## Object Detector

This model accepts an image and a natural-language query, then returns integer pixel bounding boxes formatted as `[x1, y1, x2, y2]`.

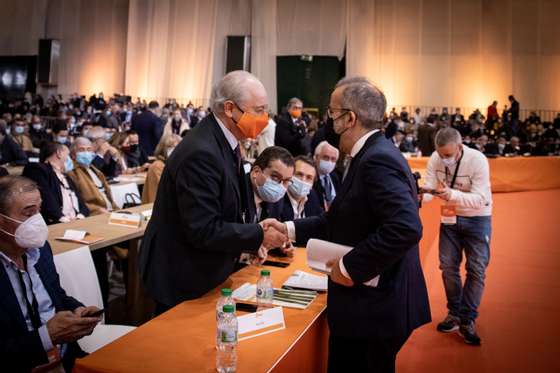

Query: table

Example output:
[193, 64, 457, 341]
[49, 203, 152, 255]
[112, 172, 147, 187]
[73, 248, 329, 373]
[407, 156, 560, 193]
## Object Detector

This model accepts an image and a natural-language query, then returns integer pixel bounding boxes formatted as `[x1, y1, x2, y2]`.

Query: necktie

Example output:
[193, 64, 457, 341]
[323, 175, 333, 203]
[233, 145, 242, 175]
[342, 155, 353, 182]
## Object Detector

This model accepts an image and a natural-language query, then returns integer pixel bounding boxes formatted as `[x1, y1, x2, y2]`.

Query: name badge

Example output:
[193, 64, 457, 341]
[441, 205, 457, 225]
[237, 306, 286, 341]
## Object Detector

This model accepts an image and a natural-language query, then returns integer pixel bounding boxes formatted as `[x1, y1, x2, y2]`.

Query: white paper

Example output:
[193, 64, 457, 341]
[283, 270, 328, 291]
[232, 282, 254, 301]
[237, 306, 285, 341]
[306, 238, 380, 287]
[62, 229, 87, 241]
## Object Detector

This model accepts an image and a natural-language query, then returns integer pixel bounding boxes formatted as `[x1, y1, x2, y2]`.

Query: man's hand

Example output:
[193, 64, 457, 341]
[259, 220, 289, 249]
[435, 181, 452, 201]
[326, 259, 354, 287]
[260, 218, 288, 236]
[280, 241, 295, 257]
[73, 306, 102, 318]
[47, 311, 100, 345]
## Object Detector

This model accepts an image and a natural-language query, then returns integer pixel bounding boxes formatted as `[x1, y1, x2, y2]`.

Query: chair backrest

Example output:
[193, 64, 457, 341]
[110, 182, 141, 208]
[53, 246, 104, 322]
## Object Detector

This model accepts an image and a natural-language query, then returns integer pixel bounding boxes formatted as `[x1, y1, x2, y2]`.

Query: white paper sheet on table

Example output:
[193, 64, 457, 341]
[283, 270, 328, 291]
[306, 238, 380, 287]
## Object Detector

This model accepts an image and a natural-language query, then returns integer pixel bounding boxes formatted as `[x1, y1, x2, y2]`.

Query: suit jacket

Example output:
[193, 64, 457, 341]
[67, 164, 118, 215]
[131, 111, 164, 156]
[245, 188, 284, 224]
[293, 132, 430, 339]
[280, 190, 323, 221]
[92, 154, 119, 179]
[138, 114, 263, 306]
[274, 112, 306, 156]
[313, 171, 341, 211]
[22, 163, 89, 224]
[0, 135, 28, 166]
[0, 242, 83, 372]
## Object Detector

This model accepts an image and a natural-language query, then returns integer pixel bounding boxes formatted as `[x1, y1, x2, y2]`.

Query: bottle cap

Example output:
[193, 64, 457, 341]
[221, 288, 232, 296]
[260, 269, 270, 276]
[223, 304, 235, 313]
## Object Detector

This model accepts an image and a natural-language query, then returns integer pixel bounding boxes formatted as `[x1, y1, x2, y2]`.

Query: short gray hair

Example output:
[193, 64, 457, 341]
[314, 140, 339, 158]
[0, 176, 38, 215]
[287, 97, 302, 109]
[71, 136, 92, 153]
[335, 76, 386, 130]
[435, 127, 462, 147]
[210, 70, 265, 114]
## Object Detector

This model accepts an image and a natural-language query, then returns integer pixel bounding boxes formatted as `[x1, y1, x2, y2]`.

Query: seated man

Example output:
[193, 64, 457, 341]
[312, 140, 341, 211]
[29, 115, 50, 149]
[11, 120, 35, 154]
[120, 130, 149, 170]
[22, 142, 89, 224]
[50, 121, 70, 147]
[67, 137, 118, 215]
[0, 175, 101, 372]
[87, 125, 121, 178]
[0, 122, 28, 166]
[246, 146, 294, 224]
[281, 155, 323, 221]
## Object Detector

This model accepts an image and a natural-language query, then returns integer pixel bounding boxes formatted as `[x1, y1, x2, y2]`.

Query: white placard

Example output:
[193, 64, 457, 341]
[108, 212, 141, 228]
[283, 270, 328, 292]
[62, 229, 87, 241]
[237, 307, 285, 341]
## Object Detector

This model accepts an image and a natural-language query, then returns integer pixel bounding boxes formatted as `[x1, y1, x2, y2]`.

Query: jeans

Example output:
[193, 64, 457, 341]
[439, 215, 491, 322]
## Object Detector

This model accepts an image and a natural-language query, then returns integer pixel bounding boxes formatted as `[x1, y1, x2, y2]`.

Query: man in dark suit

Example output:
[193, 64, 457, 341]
[265, 77, 430, 373]
[131, 100, 164, 156]
[0, 175, 101, 372]
[246, 146, 294, 224]
[281, 155, 323, 221]
[508, 95, 520, 134]
[22, 142, 89, 224]
[0, 126, 28, 166]
[138, 71, 289, 313]
[274, 97, 307, 157]
[313, 141, 341, 211]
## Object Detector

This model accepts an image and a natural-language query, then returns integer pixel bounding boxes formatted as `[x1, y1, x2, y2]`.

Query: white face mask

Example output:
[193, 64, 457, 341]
[441, 157, 457, 168]
[318, 159, 336, 175]
[0, 213, 48, 249]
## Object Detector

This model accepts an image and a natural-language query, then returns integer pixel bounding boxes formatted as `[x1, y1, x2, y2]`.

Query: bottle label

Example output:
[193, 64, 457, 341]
[220, 329, 237, 343]
[257, 287, 273, 300]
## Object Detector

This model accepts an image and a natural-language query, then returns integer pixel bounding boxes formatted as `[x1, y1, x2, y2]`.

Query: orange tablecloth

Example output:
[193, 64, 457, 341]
[407, 156, 560, 193]
[73, 249, 328, 373]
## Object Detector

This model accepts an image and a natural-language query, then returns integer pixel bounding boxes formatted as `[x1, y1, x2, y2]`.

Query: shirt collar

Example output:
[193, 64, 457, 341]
[0, 248, 41, 269]
[215, 114, 239, 151]
[349, 129, 380, 158]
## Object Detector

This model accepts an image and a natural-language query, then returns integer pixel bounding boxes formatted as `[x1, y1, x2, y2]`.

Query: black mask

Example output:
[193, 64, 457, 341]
[324, 117, 340, 150]
[129, 144, 139, 153]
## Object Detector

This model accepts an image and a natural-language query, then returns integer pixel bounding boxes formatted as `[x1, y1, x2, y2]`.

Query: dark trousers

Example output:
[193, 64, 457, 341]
[327, 332, 411, 373]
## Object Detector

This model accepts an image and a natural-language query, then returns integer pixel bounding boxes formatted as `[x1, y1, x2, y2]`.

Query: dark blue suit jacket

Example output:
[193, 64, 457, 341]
[279, 189, 323, 221]
[312, 171, 341, 211]
[294, 132, 431, 339]
[130, 110, 164, 156]
[0, 242, 83, 371]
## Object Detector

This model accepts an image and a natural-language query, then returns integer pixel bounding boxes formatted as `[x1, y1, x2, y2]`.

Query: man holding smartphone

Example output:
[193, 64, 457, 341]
[422, 127, 492, 345]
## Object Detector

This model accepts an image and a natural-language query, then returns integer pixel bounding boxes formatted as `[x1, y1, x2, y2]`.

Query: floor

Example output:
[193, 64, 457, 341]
[397, 189, 560, 373]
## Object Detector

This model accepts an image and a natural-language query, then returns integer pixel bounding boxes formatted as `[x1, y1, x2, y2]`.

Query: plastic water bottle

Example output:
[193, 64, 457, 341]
[256, 269, 274, 310]
[216, 288, 235, 345]
[216, 304, 237, 373]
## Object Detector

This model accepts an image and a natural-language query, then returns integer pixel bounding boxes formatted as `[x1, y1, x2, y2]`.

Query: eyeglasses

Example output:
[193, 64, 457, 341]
[327, 106, 352, 120]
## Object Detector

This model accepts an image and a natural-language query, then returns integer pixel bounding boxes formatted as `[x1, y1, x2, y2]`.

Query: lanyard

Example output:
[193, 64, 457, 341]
[15, 255, 42, 330]
[445, 150, 464, 189]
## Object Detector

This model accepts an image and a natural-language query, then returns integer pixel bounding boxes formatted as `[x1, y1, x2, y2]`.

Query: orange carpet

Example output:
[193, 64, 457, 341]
[397, 189, 560, 372]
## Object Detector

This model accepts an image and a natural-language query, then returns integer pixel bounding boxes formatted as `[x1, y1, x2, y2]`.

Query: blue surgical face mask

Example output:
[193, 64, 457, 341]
[318, 160, 335, 175]
[288, 176, 313, 199]
[56, 136, 67, 144]
[257, 176, 286, 203]
[76, 151, 95, 167]
[32, 124, 42, 131]
[14, 126, 25, 134]
[64, 157, 74, 172]
[104, 132, 113, 141]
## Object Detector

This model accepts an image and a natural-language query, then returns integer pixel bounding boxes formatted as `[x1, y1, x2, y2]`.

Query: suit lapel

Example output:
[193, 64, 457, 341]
[331, 131, 383, 209]
[0, 261, 28, 330]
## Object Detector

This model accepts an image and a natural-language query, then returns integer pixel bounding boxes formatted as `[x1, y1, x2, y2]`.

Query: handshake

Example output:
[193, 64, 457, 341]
[253, 219, 294, 264]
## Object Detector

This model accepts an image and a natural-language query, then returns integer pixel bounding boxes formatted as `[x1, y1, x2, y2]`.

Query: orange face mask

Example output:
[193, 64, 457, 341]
[232, 103, 269, 139]
[289, 108, 302, 119]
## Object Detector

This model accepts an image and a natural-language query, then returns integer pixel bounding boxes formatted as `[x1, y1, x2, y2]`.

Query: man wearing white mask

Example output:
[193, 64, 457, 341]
[247, 146, 294, 224]
[281, 155, 323, 221]
[0, 176, 101, 372]
[313, 141, 341, 211]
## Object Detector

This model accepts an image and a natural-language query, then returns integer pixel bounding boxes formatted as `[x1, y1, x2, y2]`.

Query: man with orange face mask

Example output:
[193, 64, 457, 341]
[275, 97, 307, 157]
[138, 71, 291, 314]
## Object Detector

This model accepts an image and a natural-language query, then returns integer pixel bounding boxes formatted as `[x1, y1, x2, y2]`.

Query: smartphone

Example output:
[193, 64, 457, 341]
[85, 308, 105, 318]
[236, 303, 258, 313]
[263, 260, 290, 268]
